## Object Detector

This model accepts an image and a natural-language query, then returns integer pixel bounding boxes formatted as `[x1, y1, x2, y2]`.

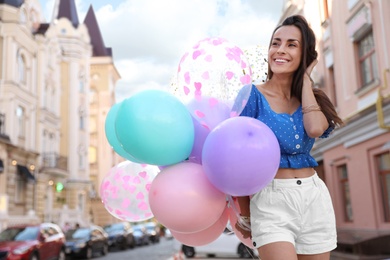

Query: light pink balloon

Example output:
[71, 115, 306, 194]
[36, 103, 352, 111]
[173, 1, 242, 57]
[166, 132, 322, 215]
[171, 205, 229, 246]
[100, 161, 159, 222]
[148, 162, 226, 233]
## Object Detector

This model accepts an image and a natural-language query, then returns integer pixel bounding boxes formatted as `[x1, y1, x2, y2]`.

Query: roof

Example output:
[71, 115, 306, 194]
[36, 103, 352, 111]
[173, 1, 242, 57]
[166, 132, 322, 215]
[57, 0, 79, 28]
[0, 0, 23, 7]
[34, 23, 50, 35]
[83, 5, 112, 57]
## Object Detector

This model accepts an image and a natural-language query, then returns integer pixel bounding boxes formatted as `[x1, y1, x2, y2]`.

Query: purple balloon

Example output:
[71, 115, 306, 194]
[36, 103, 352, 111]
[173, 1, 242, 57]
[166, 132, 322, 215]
[202, 116, 280, 196]
[188, 116, 210, 164]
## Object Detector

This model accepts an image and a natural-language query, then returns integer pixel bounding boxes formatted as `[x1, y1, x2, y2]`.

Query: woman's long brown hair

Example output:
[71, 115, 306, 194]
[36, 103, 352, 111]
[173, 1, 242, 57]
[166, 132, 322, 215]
[267, 15, 343, 128]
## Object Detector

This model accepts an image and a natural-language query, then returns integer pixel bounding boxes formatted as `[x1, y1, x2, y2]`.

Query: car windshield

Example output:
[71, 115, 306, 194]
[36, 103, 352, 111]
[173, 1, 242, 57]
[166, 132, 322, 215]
[132, 225, 143, 231]
[104, 223, 123, 232]
[145, 225, 155, 231]
[0, 227, 39, 241]
[66, 228, 90, 239]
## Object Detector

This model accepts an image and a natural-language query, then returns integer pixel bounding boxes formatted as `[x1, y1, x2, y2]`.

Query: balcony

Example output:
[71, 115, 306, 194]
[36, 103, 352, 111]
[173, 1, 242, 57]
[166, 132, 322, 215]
[40, 152, 68, 177]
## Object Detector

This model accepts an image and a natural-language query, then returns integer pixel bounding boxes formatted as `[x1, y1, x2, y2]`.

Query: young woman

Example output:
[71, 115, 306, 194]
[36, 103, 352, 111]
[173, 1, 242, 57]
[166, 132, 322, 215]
[236, 15, 343, 260]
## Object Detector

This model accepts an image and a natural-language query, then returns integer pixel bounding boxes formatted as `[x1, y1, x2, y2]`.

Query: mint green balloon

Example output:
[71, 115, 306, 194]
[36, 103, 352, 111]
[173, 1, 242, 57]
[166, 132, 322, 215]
[115, 90, 194, 166]
[104, 102, 143, 163]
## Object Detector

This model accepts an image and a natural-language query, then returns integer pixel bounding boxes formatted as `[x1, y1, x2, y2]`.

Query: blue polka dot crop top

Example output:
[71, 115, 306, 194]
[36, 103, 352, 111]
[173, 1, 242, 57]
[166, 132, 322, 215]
[239, 85, 333, 169]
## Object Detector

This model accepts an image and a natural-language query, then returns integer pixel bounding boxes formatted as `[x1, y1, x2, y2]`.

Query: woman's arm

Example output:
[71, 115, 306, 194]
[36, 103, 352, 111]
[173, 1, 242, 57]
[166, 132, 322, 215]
[237, 196, 250, 216]
[235, 196, 252, 238]
[301, 60, 329, 138]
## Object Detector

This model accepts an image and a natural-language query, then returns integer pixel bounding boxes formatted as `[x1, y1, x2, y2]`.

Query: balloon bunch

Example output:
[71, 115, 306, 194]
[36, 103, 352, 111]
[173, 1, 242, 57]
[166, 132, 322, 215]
[101, 37, 279, 247]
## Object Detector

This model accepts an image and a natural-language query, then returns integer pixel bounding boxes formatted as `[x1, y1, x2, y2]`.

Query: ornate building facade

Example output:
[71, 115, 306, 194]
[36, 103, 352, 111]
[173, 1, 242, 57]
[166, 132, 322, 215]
[0, 0, 119, 230]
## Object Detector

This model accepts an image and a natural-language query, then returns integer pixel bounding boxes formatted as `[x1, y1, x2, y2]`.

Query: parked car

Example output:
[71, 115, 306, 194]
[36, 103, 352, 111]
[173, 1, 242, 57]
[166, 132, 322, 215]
[103, 222, 135, 250]
[0, 222, 66, 260]
[64, 225, 108, 259]
[143, 222, 160, 243]
[131, 224, 149, 246]
[176, 228, 257, 259]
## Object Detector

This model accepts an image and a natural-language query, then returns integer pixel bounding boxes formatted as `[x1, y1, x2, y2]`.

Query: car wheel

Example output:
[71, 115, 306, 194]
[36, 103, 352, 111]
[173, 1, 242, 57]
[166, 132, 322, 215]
[85, 247, 93, 259]
[182, 245, 195, 258]
[238, 243, 254, 258]
[120, 240, 128, 250]
[129, 237, 135, 249]
[102, 244, 109, 255]
[29, 253, 39, 260]
[57, 249, 66, 260]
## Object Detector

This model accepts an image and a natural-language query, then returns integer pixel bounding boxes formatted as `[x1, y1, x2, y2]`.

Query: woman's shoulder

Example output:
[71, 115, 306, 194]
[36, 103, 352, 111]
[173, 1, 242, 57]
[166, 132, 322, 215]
[253, 83, 269, 98]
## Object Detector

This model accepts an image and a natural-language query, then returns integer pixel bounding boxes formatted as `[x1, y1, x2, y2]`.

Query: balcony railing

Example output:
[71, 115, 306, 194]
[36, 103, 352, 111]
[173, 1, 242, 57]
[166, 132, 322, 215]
[41, 153, 68, 171]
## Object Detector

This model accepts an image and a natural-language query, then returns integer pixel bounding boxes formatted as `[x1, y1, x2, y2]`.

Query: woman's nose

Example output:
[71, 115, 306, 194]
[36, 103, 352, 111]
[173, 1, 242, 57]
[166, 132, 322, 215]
[277, 44, 286, 54]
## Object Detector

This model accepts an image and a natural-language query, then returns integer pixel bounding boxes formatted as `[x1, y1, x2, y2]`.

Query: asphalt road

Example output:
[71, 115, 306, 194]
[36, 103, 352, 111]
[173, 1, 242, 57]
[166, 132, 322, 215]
[69, 237, 258, 260]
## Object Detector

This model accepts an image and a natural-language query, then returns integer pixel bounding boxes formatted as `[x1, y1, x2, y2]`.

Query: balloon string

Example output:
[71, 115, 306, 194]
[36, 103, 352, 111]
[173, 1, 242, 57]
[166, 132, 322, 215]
[227, 195, 241, 219]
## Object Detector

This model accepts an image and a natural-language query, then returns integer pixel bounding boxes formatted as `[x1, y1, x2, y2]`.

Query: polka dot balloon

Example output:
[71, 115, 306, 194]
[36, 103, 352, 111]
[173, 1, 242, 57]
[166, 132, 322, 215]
[174, 37, 253, 123]
[100, 161, 159, 222]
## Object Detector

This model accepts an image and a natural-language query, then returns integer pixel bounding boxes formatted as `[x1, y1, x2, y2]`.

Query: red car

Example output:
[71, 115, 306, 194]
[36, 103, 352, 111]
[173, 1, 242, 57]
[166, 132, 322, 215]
[0, 222, 66, 260]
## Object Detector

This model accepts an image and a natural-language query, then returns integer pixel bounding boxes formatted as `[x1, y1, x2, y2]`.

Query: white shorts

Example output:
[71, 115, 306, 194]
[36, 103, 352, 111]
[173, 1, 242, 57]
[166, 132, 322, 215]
[250, 172, 337, 255]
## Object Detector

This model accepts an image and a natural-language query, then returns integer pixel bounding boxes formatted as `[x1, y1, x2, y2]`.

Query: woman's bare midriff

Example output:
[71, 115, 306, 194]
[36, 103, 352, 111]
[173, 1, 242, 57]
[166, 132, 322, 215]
[275, 168, 315, 179]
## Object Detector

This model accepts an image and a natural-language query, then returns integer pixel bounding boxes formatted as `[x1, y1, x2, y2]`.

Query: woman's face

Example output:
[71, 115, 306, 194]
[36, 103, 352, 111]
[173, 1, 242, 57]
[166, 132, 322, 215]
[268, 25, 302, 77]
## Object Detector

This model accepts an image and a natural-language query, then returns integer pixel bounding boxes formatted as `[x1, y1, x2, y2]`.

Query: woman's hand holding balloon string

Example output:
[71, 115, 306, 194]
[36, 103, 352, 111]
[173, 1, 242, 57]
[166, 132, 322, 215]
[235, 217, 252, 239]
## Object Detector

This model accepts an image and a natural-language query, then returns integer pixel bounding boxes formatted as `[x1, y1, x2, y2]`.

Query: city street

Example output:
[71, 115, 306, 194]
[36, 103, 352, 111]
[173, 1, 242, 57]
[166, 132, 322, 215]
[70, 237, 257, 260]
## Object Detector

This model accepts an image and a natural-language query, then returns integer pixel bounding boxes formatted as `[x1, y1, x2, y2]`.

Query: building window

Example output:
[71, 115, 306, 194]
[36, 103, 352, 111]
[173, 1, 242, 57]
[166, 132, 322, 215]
[90, 116, 97, 133]
[79, 81, 84, 93]
[89, 146, 97, 164]
[15, 174, 26, 203]
[338, 164, 353, 222]
[348, 0, 359, 9]
[79, 115, 84, 130]
[17, 53, 26, 83]
[321, 0, 329, 21]
[16, 106, 25, 138]
[0, 113, 5, 135]
[89, 88, 97, 104]
[377, 152, 390, 222]
[78, 193, 85, 211]
[357, 31, 378, 88]
[78, 145, 86, 170]
[79, 108, 85, 130]
[328, 66, 338, 108]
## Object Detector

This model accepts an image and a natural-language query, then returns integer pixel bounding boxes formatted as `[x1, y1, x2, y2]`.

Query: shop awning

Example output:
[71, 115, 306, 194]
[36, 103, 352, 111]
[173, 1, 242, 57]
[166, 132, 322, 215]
[17, 165, 35, 181]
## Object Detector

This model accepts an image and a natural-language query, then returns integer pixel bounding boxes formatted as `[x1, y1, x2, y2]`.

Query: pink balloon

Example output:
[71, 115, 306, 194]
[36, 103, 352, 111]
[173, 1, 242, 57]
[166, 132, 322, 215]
[202, 116, 280, 196]
[227, 197, 254, 249]
[171, 205, 229, 246]
[148, 162, 226, 233]
[100, 161, 159, 222]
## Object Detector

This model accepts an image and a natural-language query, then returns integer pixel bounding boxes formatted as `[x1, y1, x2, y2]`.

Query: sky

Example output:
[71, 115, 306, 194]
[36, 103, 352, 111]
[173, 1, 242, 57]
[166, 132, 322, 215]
[38, 0, 284, 102]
